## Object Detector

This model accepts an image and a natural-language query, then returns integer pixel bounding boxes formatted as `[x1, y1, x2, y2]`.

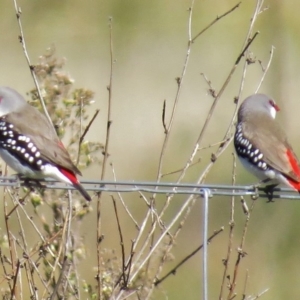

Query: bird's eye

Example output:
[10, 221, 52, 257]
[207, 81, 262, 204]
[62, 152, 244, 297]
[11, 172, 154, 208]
[269, 99, 280, 111]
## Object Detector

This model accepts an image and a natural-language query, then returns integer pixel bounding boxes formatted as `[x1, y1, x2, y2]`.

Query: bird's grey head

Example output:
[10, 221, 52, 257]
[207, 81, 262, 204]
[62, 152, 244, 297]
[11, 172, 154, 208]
[238, 94, 280, 122]
[0, 87, 27, 117]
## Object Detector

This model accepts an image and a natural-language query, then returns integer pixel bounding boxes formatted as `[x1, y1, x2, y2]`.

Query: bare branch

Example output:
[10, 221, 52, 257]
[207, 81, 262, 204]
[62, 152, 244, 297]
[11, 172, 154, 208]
[255, 46, 275, 93]
[154, 227, 224, 286]
[192, 2, 241, 43]
[12, 0, 54, 129]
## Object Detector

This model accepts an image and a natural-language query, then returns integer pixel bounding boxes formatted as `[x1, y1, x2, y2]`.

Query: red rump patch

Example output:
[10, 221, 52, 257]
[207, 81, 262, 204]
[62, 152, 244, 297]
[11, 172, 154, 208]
[286, 149, 300, 190]
[58, 167, 79, 185]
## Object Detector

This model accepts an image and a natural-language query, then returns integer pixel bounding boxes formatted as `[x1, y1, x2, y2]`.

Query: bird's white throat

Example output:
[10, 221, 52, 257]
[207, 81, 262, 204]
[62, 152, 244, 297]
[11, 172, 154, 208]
[270, 106, 276, 119]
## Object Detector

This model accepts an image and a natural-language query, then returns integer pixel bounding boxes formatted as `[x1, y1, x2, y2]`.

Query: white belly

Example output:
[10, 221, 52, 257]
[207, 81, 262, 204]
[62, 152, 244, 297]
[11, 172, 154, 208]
[0, 148, 38, 177]
[238, 156, 293, 188]
[0, 149, 72, 185]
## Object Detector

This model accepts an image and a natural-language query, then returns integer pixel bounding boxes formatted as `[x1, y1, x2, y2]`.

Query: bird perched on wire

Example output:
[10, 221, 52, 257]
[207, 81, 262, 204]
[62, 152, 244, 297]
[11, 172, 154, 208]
[0, 86, 91, 201]
[234, 93, 300, 199]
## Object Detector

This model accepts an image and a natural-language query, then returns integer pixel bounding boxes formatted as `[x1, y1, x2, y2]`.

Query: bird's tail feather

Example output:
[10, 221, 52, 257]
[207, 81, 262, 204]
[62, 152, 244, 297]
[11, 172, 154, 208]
[73, 182, 92, 201]
[58, 167, 91, 201]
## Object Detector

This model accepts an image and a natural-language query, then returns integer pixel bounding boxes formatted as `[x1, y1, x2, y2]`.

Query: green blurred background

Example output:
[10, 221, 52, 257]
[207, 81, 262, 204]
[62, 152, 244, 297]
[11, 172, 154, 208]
[1, 0, 300, 299]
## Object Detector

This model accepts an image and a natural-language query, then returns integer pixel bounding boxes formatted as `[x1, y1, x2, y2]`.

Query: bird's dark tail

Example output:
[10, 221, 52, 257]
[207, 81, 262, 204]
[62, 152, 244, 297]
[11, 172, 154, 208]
[73, 182, 92, 201]
[58, 167, 91, 201]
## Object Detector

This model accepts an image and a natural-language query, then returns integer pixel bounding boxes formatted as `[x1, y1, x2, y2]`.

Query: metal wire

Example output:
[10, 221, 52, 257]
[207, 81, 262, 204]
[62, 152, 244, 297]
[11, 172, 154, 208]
[202, 189, 210, 300]
[0, 176, 299, 200]
[2, 175, 294, 298]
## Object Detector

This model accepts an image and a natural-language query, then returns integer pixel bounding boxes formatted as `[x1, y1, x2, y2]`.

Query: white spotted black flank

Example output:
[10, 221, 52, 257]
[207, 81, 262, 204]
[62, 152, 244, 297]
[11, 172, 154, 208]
[234, 123, 269, 171]
[0, 119, 45, 171]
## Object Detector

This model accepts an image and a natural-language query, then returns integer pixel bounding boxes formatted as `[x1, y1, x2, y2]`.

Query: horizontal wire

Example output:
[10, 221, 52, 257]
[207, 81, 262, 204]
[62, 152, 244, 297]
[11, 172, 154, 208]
[0, 176, 299, 200]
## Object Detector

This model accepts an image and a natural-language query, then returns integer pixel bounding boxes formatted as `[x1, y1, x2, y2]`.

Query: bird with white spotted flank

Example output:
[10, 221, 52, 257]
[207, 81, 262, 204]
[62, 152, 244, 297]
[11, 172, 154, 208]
[0, 86, 91, 201]
[234, 94, 300, 196]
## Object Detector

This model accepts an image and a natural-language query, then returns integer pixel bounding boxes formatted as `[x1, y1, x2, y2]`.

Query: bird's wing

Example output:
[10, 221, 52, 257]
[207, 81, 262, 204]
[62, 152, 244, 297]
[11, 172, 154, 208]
[4, 105, 82, 175]
[242, 120, 300, 182]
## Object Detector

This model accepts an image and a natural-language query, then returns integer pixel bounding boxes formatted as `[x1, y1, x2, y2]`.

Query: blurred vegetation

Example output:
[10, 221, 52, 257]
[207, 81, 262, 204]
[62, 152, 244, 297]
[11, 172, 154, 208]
[0, 0, 299, 299]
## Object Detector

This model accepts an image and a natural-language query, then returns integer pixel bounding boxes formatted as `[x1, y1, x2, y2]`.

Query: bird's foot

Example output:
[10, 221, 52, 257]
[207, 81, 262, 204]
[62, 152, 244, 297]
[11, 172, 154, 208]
[251, 179, 275, 201]
[19, 176, 47, 189]
[263, 184, 278, 202]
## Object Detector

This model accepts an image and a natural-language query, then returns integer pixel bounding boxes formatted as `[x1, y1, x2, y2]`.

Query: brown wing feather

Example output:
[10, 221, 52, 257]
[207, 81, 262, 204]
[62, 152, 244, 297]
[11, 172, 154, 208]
[5, 104, 82, 175]
[242, 117, 300, 182]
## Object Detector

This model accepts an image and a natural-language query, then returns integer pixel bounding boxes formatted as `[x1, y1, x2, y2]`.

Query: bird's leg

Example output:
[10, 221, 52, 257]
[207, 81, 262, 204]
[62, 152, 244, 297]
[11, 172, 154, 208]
[256, 178, 278, 202]
[260, 178, 272, 184]
[252, 178, 271, 189]
[18, 175, 47, 189]
[252, 178, 274, 200]
[263, 184, 278, 202]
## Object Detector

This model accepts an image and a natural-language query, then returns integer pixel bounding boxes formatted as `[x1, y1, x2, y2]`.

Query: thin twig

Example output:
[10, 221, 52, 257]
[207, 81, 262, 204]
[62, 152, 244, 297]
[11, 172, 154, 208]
[6, 191, 30, 219]
[162, 100, 168, 134]
[0, 248, 11, 288]
[97, 16, 114, 299]
[9, 189, 58, 259]
[227, 200, 256, 299]
[255, 46, 275, 93]
[154, 227, 224, 286]
[242, 269, 249, 300]
[12, 0, 54, 129]
[219, 153, 237, 299]
[111, 163, 139, 228]
[155, 4, 194, 183]
[161, 158, 201, 177]
[192, 2, 241, 43]
[11, 234, 51, 292]
[112, 196, 127, 288]
[49, 256, 69, 300]
[14, 198, 31, 298]
[125, 241, 135, 286]
[10, 259, 21, 298]
[76, 109, 100, 164]
[3, 188, 15, 292]
[42, 192, 74, 299]
[249, 288, 269, 300]
[100, 17, 114, 182]
[65, 192, 73, 252]
[201, 73, 217, 98]
[235, 32, 259, 65]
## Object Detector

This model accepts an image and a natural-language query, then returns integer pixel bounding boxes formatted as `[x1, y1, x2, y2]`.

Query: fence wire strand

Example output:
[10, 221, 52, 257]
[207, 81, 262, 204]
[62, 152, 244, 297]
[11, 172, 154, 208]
[0, 176, 299, 200]
[202, 189, 210, 300]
